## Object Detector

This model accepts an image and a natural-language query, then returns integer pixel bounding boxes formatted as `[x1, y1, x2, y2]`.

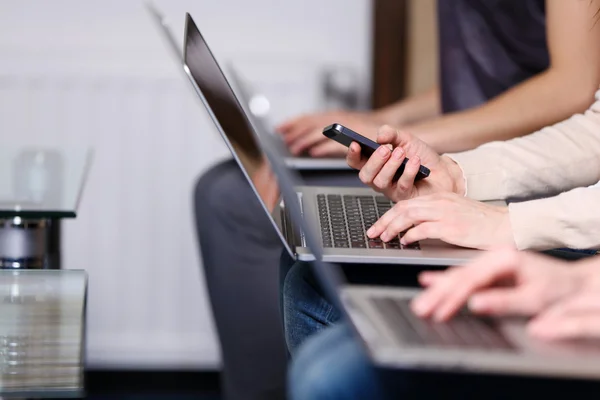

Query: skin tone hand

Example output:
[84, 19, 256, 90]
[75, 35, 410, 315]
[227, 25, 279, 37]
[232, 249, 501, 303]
[366, 192, 514, 250]
[346, 125, 465, 202]
[529, 291, 600, 341]
[411, 248, 588, 322]
[276, 110, 382, 157]
[529, 262, 600, 341]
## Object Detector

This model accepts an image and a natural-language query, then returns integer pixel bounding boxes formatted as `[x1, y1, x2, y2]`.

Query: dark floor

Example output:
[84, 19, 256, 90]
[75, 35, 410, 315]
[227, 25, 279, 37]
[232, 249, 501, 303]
[63, 370, 221, 400]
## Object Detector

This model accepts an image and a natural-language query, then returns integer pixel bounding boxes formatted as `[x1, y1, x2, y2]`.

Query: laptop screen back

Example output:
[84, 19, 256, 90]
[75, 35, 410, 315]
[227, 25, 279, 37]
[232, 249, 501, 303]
[182, 13, 286, 245]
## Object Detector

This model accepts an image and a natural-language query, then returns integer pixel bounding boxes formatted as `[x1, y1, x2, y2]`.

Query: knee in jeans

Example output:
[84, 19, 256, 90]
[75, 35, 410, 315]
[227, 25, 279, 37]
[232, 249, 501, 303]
[283, 262, 315, 315]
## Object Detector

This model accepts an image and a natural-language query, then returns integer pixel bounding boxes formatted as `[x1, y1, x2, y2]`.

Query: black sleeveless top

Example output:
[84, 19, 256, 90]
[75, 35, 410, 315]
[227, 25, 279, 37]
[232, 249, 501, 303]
[438, 0, 549, 113]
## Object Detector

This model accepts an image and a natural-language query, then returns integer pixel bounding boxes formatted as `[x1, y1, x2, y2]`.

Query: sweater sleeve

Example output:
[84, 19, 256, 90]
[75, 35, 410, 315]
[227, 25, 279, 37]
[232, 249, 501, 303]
[446, 93, 600, 201]
[508, 187, 600, 250]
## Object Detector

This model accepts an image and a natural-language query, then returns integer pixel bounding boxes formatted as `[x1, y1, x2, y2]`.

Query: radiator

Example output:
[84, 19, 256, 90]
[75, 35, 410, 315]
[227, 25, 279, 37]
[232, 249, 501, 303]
[0, 71, 230, 368]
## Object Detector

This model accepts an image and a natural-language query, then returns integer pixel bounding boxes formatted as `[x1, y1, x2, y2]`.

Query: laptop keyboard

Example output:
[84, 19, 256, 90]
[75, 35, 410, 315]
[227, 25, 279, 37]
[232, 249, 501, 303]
[371, 297, 516, 350]
[317, 194, 420, 250]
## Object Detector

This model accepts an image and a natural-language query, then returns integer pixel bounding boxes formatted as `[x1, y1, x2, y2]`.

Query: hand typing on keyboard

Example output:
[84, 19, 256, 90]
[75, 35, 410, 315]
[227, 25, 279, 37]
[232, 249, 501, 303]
[409, 248, 600, 343]
[346, 125, 464, 202]
[365, 192, 514, 250]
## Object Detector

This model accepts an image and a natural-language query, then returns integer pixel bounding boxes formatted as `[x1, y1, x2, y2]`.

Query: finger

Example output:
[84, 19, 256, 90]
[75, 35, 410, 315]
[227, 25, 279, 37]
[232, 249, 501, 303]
[380, 216, 422, 243]
[276, 115, 308, 134]
[366, 202, 406, 238]
[288, 131, 327, 155]
[468, 288, 540, 317]
[371, 147, 406, 192]
[528, 312, 600, 341]
[395, 155, 420, 196]
[346, 142, 366, 170]
[309, 140, 346, 158]
[411, 248, 521, 320]
[282, 123, 316, 144]
[376, 125, 400, 145]
[381, 204, 440, 243]
[539, 292, 600, 319]
[376, 125, 413, 147]
[357, 146, 392, 186]
[418, 271, 445, 287]
[400, 221, 439, 245]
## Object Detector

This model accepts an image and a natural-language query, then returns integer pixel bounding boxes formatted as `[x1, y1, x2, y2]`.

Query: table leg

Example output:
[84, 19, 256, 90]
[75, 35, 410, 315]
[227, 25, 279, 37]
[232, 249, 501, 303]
[0, 218, 53, 269]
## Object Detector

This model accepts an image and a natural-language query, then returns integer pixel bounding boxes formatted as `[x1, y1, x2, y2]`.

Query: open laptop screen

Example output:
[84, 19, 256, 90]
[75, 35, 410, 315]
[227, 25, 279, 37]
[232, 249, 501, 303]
[183, 14, 280, 212]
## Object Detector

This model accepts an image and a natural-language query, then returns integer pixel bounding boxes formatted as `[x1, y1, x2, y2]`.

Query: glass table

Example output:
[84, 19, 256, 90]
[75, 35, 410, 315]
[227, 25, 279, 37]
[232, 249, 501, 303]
[0, 269, 86, 398]
[0, 147, 92, 269]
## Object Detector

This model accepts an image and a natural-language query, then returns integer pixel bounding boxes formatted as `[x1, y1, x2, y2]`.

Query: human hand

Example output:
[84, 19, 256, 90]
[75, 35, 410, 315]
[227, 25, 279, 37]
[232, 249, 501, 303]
[366, 192, 514, 250]
[528, 258, 600, 341]
[346, 125, 464, 202]
[411, 248, 586, 322]
[528, 291, 600, 341]
[276, 111, 381, 157]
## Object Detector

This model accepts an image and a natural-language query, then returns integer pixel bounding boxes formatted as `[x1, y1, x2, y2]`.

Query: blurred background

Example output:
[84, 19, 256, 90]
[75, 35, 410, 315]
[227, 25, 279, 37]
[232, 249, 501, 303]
[0, 0, 437, 395]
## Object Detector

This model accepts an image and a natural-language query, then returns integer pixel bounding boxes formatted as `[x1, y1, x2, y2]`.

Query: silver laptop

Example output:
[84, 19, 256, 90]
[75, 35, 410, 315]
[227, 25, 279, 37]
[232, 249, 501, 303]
[250, 97, 600, 381]
[148, 2, 347, 171]
[182, 13, 492, 266]
[226, 66, 350, 170]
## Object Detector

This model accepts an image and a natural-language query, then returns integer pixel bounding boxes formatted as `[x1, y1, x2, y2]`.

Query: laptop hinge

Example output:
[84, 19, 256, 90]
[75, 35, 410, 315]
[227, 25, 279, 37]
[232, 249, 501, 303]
[280, 194, 307, 249]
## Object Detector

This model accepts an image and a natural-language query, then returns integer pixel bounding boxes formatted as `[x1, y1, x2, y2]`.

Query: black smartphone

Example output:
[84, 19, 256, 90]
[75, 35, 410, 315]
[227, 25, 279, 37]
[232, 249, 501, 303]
[322, 123, 430, 181]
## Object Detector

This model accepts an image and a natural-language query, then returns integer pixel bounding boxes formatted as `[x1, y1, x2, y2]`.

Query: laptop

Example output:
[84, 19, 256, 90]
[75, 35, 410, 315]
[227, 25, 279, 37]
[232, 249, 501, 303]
[226, 65, 350, 170]
[181, 12, 493, 266]
[251, 105, 600, 380]
[147, 2, 350, 170]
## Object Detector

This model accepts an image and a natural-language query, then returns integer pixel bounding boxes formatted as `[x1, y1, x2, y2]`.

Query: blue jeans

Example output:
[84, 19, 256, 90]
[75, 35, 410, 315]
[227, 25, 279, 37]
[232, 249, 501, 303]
[280, 255, 342, 355]
[289, 324, 403, 400]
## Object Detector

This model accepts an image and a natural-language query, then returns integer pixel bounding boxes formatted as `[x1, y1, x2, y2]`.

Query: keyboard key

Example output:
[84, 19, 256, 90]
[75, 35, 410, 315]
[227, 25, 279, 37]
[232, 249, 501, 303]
[371, 297, 517, 350]
[317, 194, 420, 251]
[368, 239, 384, 249]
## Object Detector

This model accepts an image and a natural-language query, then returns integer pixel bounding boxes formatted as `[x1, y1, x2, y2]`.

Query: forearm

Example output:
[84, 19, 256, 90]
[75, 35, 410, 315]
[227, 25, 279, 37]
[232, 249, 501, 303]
[373, 87, 441, 126]
[411, 69, 598, 153]
[509, 188, 600, 251]
[446, 96, 600, 201]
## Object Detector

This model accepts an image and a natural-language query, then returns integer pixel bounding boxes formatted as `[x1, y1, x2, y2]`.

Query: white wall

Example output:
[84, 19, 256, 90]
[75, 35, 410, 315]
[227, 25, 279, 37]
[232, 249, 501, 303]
[0, 0, 371, 369]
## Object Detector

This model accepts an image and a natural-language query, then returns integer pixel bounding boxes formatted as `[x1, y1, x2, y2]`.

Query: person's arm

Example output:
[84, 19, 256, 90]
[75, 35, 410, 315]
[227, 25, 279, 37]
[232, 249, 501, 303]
[509, 187, 600, 250]
[447, 97, 600, 201]
[373, 86, 441, 126]
[410, 0, 600, 153]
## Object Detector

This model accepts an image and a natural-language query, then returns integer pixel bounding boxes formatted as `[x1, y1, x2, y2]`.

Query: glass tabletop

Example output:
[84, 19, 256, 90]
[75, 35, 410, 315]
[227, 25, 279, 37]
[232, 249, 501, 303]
[0, 147, 92, 218]
[0, 269, 87, 398]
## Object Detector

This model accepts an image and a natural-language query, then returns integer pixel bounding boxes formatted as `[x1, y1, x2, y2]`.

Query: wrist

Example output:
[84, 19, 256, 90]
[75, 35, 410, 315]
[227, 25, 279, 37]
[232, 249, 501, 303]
[575, 258, 600, 282]
[441, 155, 466, 196]
[372, 107, 407, 126]
[497, 207, 517, 249]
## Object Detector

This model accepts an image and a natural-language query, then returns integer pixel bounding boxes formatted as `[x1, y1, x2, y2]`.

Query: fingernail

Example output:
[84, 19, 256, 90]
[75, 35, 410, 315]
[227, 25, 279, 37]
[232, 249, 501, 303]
[412, 156, 420, 164]
[380, 232, 388, 241]
[392, 147, 403, 160]
[400, 238, 407, 245]
[412, 299, 427, 316]
[468, 296, 484, 312]
[378, 146, 390, 157]
[366, 228, 374, 237]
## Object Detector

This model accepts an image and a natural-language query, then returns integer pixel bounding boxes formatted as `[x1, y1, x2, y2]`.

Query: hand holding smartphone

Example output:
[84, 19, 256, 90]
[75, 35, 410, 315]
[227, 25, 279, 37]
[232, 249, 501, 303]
[322, 123, 430, 181]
